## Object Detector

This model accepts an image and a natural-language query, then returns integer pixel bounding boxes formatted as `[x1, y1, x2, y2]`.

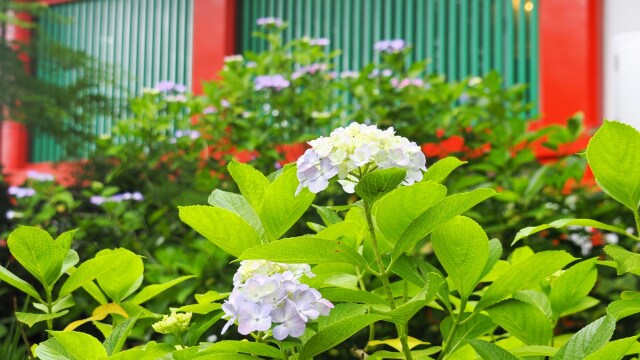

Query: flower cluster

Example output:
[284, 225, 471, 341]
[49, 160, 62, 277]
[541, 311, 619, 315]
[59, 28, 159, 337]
[292, 63, 328, 79]
[221, 260, 333, 340]
[90, 192, 144, 205]
[8, 186, 36, 198]
[391, 77, 425, 89]
[224, 55, 243, 63]
[155, 80, 187, 93]
[368, 69, 393, 78]
[296, 122, 427, 194]
[172, 129, 201, 142]
[302, 37, 330, 46]
[256, 17, 284, 27]
[152, 310, 192, 335]
[26, 170, 55, 182]
[374, 39, 406, 53]
[254, 75, 290, 91]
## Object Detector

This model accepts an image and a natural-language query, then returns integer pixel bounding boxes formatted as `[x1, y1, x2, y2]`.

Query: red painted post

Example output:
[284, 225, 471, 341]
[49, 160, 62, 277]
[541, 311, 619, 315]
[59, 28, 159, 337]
[192, 0, 237, 95]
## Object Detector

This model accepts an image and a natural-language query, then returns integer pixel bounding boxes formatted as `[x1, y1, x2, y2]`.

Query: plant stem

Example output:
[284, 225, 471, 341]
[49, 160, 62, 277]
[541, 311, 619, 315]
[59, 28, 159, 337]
[634, 209, 640, 239]
[45, 287, 53, 335]
[364, 201, 413, 360]
[437, 298, 467, 360]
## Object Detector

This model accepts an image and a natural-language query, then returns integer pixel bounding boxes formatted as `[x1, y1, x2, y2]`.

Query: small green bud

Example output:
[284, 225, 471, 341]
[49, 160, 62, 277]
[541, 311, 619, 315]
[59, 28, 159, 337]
[152, 310, 192, 335]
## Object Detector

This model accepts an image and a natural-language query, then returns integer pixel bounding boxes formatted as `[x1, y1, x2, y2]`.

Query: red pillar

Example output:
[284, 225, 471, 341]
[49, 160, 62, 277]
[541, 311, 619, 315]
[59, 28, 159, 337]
[192, 0, 237, 95]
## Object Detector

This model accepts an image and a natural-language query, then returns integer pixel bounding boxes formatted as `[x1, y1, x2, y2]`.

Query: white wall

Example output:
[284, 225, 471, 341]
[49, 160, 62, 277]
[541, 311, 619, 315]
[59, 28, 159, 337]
[603, 0, 640, 128]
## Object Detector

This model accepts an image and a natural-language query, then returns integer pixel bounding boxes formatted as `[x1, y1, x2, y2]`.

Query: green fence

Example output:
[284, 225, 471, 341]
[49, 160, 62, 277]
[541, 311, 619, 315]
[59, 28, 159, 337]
[238, 0, 539, 107]
[32, 0, 194, 162]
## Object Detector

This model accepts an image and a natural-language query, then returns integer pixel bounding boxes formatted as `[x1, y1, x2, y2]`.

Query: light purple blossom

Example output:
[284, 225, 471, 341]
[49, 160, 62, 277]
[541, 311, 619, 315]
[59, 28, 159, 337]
[173, 129, 201, 141]
[296, 149, 339, 195]
[256, 17, 283, 27]
[8, 186, 36, 198]
[6, 210, 18, 220]
[90, 196, 106, 205]
[254, 75, 290, 91]
[90, 192, 144, 205]
[174, 84, 188, 93]
[369, 69, 393, 78]
[292, 63, 328, 80]
[340, 70, 359, 79]
[391, 78, 425, 89]
[308, 38, 330, 46]
[221, 99, 231, 108]
[165, 94, 188, 103]
[374, 39, 407, 53]
[26, 170, 54, 182]
[203, 106, 217, 114]
[155, 80, 175, 92]
[272, 300, 306, 340]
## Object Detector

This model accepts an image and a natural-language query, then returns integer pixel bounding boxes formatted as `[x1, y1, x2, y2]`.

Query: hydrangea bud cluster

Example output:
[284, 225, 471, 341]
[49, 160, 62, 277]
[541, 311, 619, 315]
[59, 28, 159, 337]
[8, 186, 36, 198]
[221, 260, 333, 340]
[152, 310, 192, 335]
[254, 75, 291, 91]
[374, 39, 407, 53]
[90, 191, 144, 205]
[292, 63, 328, 79]
[296, 122, 427, 194]
[26, 170, 55, 182]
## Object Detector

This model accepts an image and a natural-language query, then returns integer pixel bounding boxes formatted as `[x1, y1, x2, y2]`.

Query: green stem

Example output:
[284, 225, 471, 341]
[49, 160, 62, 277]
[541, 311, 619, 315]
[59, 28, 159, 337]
[437, 298, 467, 360]
[45, 287, 53, 335]
[364, 201, 413, 360]
[634, 210, 640, 239]
[174, 332, 186, 348]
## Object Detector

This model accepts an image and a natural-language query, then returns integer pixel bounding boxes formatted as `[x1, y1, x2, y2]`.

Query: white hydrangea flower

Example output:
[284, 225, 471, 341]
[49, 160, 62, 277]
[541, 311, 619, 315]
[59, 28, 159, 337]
[296, 122, 427, 195]
[221, 260, 332, 340]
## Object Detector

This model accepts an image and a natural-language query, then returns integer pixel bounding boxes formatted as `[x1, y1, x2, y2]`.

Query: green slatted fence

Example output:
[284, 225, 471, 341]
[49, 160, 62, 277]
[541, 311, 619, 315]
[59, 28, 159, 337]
[32, 0, 194, 162]
[238, 0, 539, 111]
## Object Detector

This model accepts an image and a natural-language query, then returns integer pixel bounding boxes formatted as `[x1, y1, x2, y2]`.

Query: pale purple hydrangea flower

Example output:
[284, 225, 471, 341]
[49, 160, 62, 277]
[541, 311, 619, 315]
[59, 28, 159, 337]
[256, 17, 283, 27]
[254, 75, 290, 91]
[308, 38, 330, 46]
[340, 70, 359, 79]
[91, 192, 144, 205]
[26, 170, 54, 182]
[173, 130, 201, 142]
[6, 210, 18, 220]
[165, 94, 188, 103]
[8, 186, 36, 198]
[292, 63, 328, 79]
[374, 39, 407, 53]
[368, 69, 393, 78]
[155, 80, 175, 92]
[221, 260, 332, 340]
[203, 106, 217, 114]
[391, 78, 425, 89]
[221, 99, 231, 108]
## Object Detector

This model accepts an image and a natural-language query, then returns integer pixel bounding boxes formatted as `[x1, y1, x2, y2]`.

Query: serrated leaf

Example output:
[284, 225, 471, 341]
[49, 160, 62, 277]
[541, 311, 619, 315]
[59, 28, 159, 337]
[513, 290, 553, 320]
[476, 251, 576, 311]
[259, 166, 315, 241]
[179, 205, 261, 257]
[94, 248, 143, 303]
[104, 314, 139, 355]
[513, 219, 638, 244]
[208, 189, 266, 240]
[607, 299, 640, 320]
[604, 244, 640, 275]
[187, 311, 223, 345]
[48, 331, 107, 360]
[487, 299, 553, 345]
[8, 226, 66, 289]
[228, 161, 270, 211]
[128, 275, 195, 305]
[320, 288, 387, 305]
[392, 188, 496, 260]
[0, 265, 43, 302]
[15, 311, 68, 328]
[467, 339, 520, 360]
[368, 347, 441, 360]
[355, 168, 407, 203]
[432, 216, 489, 300]
[583, 335, 640, 360]
[553, 315, 617, 360]
[550, 258, 597, 319]
[440, 313, 497, 355]
[586, 120, 640, 211]
[510, 345, 558, 357]
[422, 156, 467, 183]
[174, 303, 221, 314]
[479, 239, 503, 281]
[238, 236, 369, 269]
[299, 314, 388, 360]
[35, 338, 72, 360]
[373, 181, 447, 244]
[376, 273, 444, 324]
[368, 336, 430, 352]
[194, 341, 282, 358]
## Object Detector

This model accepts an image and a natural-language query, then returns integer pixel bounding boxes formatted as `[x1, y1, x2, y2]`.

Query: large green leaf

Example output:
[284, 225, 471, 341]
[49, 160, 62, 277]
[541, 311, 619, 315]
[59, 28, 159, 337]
[440, 313, 497, 355]
[48, 331, 107, 360]
[187, 311, 223, 345]
[553, 315, 617, 360]
[604, 244, 640, 275]
[0, 265, 43, 302]
[299, 314, 388, 360]
[392, 188, 496, 260]
[15, 311, 68, 328]
[193, 341, 282, 358]
[373, 181, 447, 244]
[487, 299, 553, 345]
[355, 168, 407, 203]
[583, 335, 640, 360]
[321, 288, 387, 305]
[238, 236, 368, 270]
[607, 300, 640, 320]
[479, 238, 503, 281]
[128, 275, 195, 305]
[228, 161, 270, 211]
[513, 290, 553, 320]
[422, 156, 467, 184]
[94, 248, 143, 303]
[179, 205, 261, 257]
[586, 120, 640, 211]
[432, 216, 489, 300]
[550, 259, 597, 319]
[35, 338, 73, 360]
[513, 219, 638, 244]
[467, 339, 520, 360]
[476, 251, 576, 311]
[375, 273, 444, 324]
[259, 166, 315, 241]
[208, 189, 266, 240]
[104, 314, 139, 355]
[7, 226, 66, 289]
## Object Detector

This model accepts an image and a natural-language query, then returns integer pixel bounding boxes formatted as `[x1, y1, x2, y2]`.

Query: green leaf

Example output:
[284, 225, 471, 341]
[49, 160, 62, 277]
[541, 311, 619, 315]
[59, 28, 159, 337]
[476, 251, 576, 311]
[107, 344, 173, 360]
[373, 181, 447, 244]
[7, 226, 66, 289]
[550, 259, 598, 319]
[607, 300, 640, 320]
[15, 311, 68, 328]
[369, 348, 442, 360]
[513, 219, 638, 244]
[103, 314, 139, 355]
[187, 311, 223, 345]
[392, 188, 495, 260]
[321, 288, 388, 305]
[228, 161, 270, 211]
[513, 290, 553, 320]
[510, 345, 558, 357]
[423, 156, 467, 183]
[605, 244, 640, 275]
[299, 314, 388, 360]
[355, 168, 407, 203]
[174, 303, 221, 314]
[583, 335, 640, 360]
[238, 236, 369, 269]
[487, 299, 553, 345]
[179, 205, 261, 257]
[0, 265, 43, 302]
[35, 338, 73, 360]
[480, 239, 503, 280]
[376, 273, 444, 324]
[60, 249, 142, 297]
[259, 166, 315, 241]
[553, 315, 617, 360]
[467, 339, 520, 360]
[94, 248, 143, 303]
[195, 341, 282, 358]
[440, 313, 497, 355]
[587, 120, 640, 211]
[48, 331, 107, 360]
[208, 189, 266, 240]
[432, 216, 489, 300]
[128, 275, 196, 305]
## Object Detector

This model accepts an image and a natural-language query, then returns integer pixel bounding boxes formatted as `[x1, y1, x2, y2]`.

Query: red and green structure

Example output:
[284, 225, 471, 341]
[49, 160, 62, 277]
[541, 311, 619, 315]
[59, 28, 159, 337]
[3, 0, 602, 183]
